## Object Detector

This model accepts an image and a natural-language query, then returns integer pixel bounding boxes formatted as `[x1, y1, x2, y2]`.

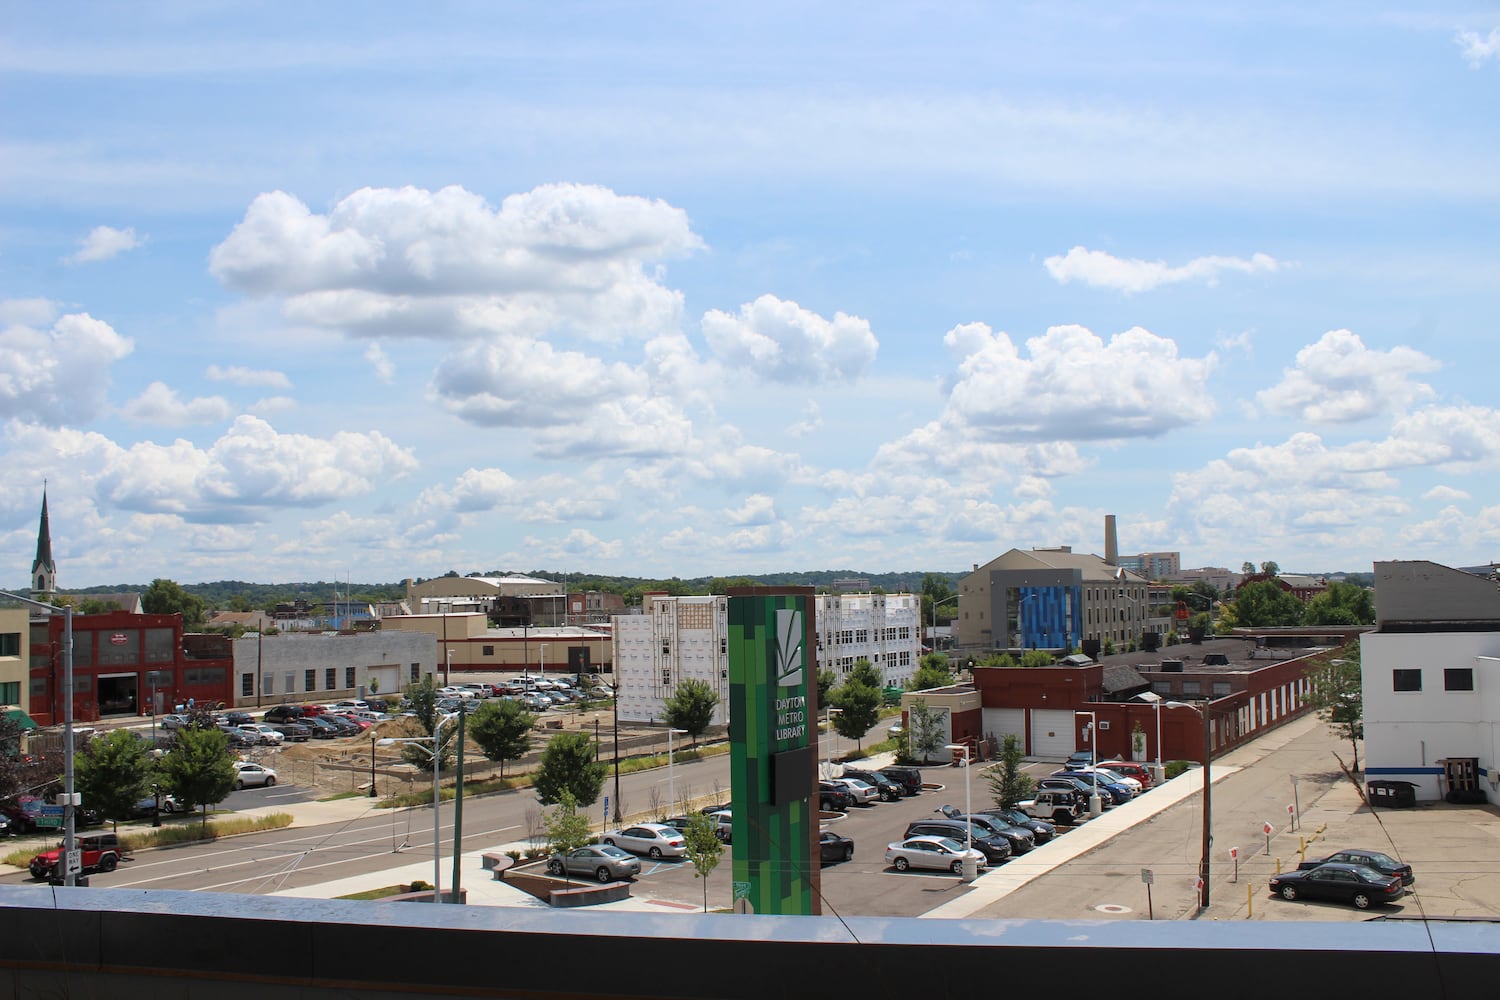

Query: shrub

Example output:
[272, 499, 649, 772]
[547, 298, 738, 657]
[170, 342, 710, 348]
[1164, 760, 1192, 780]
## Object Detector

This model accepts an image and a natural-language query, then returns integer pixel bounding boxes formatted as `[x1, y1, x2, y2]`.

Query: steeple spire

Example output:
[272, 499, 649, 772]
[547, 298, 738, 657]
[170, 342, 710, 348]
[31, 483, 56, 601]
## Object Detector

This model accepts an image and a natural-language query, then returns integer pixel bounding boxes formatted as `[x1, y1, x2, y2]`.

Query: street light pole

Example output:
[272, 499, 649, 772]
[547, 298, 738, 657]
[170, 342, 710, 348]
[944, 743, 975, 881]
[611, 685, 622, 823]
[444, 649, 452, 687]
[931, 594, 959, 655]
[1078, 710, 1102, 817]
[539, 644, 548, 684]
[667, 727, 688, 814]
[824, 707, 842, 777]
[377, 713, 457, 904]
[1165, 700, 1212, 908]
[1, 591, 75, 886]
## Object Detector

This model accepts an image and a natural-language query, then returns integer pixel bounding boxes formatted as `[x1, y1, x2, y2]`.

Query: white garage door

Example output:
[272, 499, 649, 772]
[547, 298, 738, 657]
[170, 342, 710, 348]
[1030, 709, 1076, 760]
[983, 708, 1025, 747]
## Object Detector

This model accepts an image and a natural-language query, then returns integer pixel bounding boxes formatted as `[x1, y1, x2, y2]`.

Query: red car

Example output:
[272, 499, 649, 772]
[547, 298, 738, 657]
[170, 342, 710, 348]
[1097, 761, 1154, 790]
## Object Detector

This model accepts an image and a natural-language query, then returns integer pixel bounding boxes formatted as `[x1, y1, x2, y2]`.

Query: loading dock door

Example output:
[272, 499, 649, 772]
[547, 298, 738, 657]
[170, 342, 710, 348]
[1029, 709, 1075, 759]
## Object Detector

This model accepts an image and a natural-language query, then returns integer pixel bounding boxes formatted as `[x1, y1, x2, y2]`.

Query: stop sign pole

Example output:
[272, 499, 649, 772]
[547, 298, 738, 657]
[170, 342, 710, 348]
[1263, 820, 1274, 855]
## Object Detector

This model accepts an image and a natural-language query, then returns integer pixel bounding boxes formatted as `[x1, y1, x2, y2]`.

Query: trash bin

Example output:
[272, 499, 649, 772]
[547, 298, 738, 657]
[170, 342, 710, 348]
[1367, 780, 1417, 808]
[961, 855, 979, 882]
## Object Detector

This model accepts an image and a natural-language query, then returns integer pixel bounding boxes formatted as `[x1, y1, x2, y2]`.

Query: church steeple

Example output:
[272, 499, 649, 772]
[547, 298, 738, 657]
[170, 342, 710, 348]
[31, 485, 56, 601]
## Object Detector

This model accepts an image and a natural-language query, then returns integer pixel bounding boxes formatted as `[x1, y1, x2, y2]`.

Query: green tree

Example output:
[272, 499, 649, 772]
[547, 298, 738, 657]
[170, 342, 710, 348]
[1240, 561, 1256, 576]
[1019, 650, 1054, 668]
[469, 698, 537, 778]
[910, 661, 953, 691]
[1304, 581, 1375, 626]
[76, 729, 155, 830]
[907, 698, 945, 764]
[847, 659, 882, 691]
[156, 725, 237, 832]
[680, 811, 724, 912]
[985, 734, 1035, 808]
[663, 679, 720, 747]
[921, 573, 956, 633]
[1260, 560, 1280, 577]
[831, 681, 881, 749]
[1304, 646, 1364, 771]
[76, 597, 123, 614]
[1226, 580, 1304, 627]
[142, 578, 206, 628]
[543, 790, 596, 886]
[816, 668, 837, 709]
[533, 731, 606, 807]
[401, 676, 454, 772]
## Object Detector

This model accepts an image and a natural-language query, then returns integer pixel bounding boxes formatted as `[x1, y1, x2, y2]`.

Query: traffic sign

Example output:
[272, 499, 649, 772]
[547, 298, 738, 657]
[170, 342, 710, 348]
[39, 805, 65, 817]
[1140, 868, 1154, 885]
[36, 816, 62, 828]
[1262, 821, 1274, 835]
[65, 849, 81, 875]
[1229, 846, 1239, 860]
[1286, 803, 1295, 815]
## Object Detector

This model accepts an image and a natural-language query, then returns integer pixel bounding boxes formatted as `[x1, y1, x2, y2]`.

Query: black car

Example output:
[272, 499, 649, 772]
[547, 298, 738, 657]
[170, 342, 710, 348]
[839, 768, 903, 802]
[1035, 777, 1095, 809]
[1298, 849, 1414, 886]
[818, 830, 854, 864]
[818, 782, 856, 811]
[980, 806, 1055, 844]
[904, 819, 1012, 865]
[264, 705, 305, 725]
[878, 766, 923, 796]
[318, 715, 359, 736]
[302, 716, 340, 739]
[948, 809, 1035, 855]
[272, 722, 312, 742]
[1041, 774, 1124, 806]
[1269, 863, 1405, 909]
[223, 711, 254, 727]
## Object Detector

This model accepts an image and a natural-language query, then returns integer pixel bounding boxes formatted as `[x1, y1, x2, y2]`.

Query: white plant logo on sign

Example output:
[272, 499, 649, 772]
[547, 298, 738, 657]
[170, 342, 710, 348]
[774, 609, 803, 688]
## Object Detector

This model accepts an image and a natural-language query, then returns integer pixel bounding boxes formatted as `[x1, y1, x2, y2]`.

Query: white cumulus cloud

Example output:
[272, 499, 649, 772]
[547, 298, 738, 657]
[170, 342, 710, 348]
[121, 382, 234, 425]
[0, 311, 133, 425]
[1044, 246, 1281, 293]
[364, 343, 395, 382]
[941, 322, 1217, 441]
[1255, 329, 1440, 423]
[702, 294, 878, 383]
[1457, 27, 1500, 67]
[205, 364, 292, 389]
[1422, 485, 1471, 502]
[65, 225, 145, 264]
[208, 183, 701, 343]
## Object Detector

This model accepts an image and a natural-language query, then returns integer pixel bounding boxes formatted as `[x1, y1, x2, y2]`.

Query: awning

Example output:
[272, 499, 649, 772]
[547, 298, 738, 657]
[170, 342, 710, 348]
[3, 708, 38, 730]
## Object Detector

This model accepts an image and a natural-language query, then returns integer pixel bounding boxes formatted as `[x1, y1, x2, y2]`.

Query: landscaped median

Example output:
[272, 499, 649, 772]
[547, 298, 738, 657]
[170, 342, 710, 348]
[1, 813, 294, 870]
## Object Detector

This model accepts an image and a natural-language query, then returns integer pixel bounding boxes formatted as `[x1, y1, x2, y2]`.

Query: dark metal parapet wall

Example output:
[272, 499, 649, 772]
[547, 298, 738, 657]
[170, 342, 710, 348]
[0, 886, 1496, 999]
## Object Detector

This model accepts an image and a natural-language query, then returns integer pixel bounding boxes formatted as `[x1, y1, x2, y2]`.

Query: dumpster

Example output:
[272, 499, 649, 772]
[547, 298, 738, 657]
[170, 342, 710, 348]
[1367, 780, 1417, 808]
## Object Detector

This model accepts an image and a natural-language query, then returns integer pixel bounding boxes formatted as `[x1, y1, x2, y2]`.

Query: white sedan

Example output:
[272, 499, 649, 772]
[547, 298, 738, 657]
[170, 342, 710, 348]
[885, 836, 988, 875]
[832, 778, 879, 805]
[237, 724, 285, 745]
[600, 823, 687, 859]
[231, 761, 279, 789]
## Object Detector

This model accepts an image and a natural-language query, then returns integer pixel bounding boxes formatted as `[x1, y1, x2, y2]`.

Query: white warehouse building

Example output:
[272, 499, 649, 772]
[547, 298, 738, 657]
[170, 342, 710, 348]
[1362, 560, 1500, 804]
[613, 591, 922, 725]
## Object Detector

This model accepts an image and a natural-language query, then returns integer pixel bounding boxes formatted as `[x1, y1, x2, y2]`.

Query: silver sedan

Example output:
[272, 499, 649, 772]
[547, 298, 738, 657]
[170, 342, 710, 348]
[884, 836, 988, 875]
[600, 823, 687, 859]
[547, 845, 641, 883]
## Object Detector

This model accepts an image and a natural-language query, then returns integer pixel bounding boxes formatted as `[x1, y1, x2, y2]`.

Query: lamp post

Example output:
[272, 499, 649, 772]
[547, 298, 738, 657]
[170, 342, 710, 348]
[539, 644, 548, 684]
[666, 727, 688, 814]
[944, 743, 976, 882]
[377, 712, 458, 904]
[1, 590, 76, 886]
[444, 648, 452, 687]
[931, 594, 959, 654]
[1165, 700, 1213, 908]
[610, 683, 622, 823]
[1077, 710, 1102, 817]
[1152, 697, 1164, 782]
[824, 707, 843, 778]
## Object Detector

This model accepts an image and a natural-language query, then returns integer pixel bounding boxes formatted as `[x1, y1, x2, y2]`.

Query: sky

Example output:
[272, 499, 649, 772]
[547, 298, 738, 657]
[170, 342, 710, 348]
[3, 3, 1500, 588]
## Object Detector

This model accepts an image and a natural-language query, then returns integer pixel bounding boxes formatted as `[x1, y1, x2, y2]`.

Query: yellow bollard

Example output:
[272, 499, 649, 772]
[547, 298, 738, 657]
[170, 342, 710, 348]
[1247, 881, 1254, 918]
[1275, 857, 1282, 874]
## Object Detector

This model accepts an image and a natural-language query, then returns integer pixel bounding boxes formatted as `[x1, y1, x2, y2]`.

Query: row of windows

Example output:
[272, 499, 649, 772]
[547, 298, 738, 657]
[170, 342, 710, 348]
[1392, 668, 1473, 692]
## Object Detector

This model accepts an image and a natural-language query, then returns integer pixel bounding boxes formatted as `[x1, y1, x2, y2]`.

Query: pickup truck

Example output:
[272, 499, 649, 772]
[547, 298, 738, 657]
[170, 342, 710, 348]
[29, 833, 129, 883]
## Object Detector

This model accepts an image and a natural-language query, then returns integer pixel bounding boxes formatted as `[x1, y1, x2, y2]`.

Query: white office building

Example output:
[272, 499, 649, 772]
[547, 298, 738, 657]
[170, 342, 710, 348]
[612, 592, 922, 725]
[1362, 560, 1500, 803]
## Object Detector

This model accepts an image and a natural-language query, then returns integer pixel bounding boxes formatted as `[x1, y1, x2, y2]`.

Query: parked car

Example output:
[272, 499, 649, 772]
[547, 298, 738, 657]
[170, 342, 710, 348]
[263, 705, 304, 724]
[302, 716, 340, 739]
[128, 791, 185, 818]
[819, 830, 855, 864]
[818, 781, 856, 811]
[333, 699, 369, 711]
[1016, 789, 1083, 825]
[160, 713, 192, 731]
[1096, 760, 1154, 790]
[1268, 863, 1405, 909]
[548, 844, 641, 882]
[29, 832, 127, 882]
[831, 778, 879, 806]
[1044, 773, 1129, 806]
[601, 823, 687, 859]
[1, 795, 47, 834]
[945, 808, 1036, 855]
[236, 724, 285, 746]
[222, 711, 254, 727]
[272, 722, 312, 742]
[878, 766, 924, 796]
[318, 715, 360, 736]
[1063, 750, 1095, 771]
[904, 819, 1012, 865]
[231, 761, 279, 789]
[980, 806, 1056, 844]
[1298, 849, 1414, 886]
[884, 835, 988, 875]
[1077, 766, 1143, 795]
[839, 768, 903, 802]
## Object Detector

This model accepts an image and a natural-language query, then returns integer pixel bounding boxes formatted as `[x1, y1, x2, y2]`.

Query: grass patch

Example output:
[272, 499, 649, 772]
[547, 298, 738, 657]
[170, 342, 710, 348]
[337, 884, 411, 901]
[1, 812, 294, 867]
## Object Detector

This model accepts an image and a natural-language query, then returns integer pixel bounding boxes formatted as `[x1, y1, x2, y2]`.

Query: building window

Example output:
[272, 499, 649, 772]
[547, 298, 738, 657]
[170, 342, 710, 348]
[263, 674, 274, 696]
[241, 673, 254, 697]
[305, 669, 316, 692]
[325, 668, 336, 690]
[483, 645, 494, 656]
[1181, 681, 1200, 695]
[0, 632, 19, 657]
[1212, 681, 1231, 697]
[345, 667, 356, 689]
[411, 663, 421, 682]
[1444, 668, 1474, 692]
[1392, 669, 1422, 692]
[284, 671, 294, 694]
[0, 682, 17, 704]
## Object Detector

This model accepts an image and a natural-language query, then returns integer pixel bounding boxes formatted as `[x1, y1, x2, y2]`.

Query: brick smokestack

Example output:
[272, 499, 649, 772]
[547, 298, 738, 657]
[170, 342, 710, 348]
[1104, 514, 1118, 567]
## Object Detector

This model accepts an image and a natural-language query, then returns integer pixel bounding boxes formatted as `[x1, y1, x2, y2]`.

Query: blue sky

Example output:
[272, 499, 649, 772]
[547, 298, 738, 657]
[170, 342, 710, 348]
[3, 3, 1499, 587]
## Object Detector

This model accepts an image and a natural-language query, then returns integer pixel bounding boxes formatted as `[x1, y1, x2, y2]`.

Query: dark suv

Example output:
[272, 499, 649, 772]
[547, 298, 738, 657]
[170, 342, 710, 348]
[264, 705, 304, 725]
[839, 768, 903, 802]
[879, 766, 923, 796]
[904, 819, 1012, 865]
[818, 781, 856, 811]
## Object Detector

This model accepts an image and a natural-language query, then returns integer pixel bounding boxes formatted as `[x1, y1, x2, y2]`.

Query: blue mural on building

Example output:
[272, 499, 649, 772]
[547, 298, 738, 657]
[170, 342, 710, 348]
[1017, 585, 1080, 651]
